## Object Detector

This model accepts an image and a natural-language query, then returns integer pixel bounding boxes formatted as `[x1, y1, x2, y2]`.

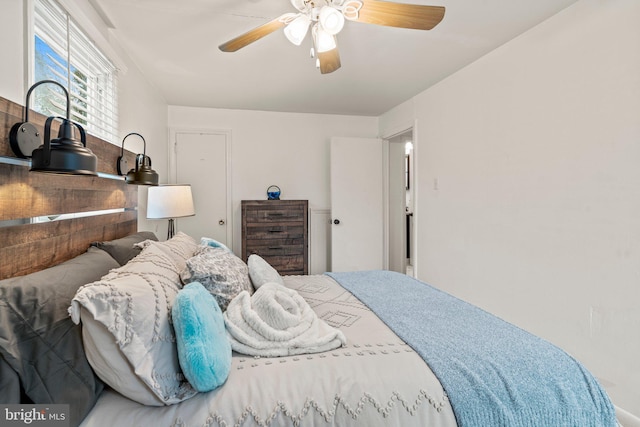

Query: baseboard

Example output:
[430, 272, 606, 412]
[617, 406, 640, 427]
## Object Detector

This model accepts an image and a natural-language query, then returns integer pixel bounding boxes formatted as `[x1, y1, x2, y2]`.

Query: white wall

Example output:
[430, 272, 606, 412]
[0, 0, 168, 233]
[168, 106, 378, 257]
[116, 61, 169, 234]
[380, 0, 640, 416]
[0, 1, 25, 104]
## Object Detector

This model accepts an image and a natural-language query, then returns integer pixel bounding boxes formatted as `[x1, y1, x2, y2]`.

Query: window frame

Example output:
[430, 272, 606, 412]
[29, 0, 120, 144]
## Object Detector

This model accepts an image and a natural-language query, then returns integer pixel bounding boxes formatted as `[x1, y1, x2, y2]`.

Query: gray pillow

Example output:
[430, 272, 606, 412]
[0, 247, 119, 426]
[0, 354, 21, 403]
[91, 231, 158, 266]
[180, 247, 253, 311]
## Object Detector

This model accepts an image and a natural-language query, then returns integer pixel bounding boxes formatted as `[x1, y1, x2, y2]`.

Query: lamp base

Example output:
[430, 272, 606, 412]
[167, 218, 175, 240]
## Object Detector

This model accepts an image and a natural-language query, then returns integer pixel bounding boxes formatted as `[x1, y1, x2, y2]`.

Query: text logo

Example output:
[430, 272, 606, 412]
[1, 405, 69, 427]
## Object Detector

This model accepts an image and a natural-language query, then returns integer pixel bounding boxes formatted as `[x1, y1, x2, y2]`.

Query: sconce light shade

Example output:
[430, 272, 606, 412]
[30, 116, 97, 175]
[9, 80, 98, 175]
[126, 154, 159, 186]
[147, 185, 195, 239]
[117, 132, 159, 185]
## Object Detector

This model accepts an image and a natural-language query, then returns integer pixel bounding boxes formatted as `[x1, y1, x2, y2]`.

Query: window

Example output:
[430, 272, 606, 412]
[33, 0, 118, 143]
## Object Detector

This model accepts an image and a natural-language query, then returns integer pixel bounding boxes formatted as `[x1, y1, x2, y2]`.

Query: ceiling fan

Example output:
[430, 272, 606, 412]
[218, 0, 445, 74]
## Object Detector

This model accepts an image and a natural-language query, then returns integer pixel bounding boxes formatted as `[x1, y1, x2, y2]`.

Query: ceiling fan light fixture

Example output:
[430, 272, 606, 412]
[219, 0, 445, 75]
[290, 0, 308, 12]
[284, 14, 311, 45]
[319, 6, 344, 35]
[312, 23, 336, 53]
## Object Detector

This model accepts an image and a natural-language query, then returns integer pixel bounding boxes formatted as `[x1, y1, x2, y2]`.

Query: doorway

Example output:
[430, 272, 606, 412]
[387, 129, 414, 276]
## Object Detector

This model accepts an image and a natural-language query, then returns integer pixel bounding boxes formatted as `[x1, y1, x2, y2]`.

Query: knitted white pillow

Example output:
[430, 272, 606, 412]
[247, 254, 284, 289]
[135, 231, 199, 273]
[70, 242, 198, 406]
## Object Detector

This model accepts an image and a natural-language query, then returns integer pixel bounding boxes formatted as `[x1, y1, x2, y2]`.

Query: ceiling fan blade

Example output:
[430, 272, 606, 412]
[350, 0, 445, 30]
[318, 47, 341, 74]
[219, 13, 296, 52]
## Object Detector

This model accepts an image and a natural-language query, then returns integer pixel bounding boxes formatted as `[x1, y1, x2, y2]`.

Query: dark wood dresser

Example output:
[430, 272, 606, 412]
[241, 200, 308, 275]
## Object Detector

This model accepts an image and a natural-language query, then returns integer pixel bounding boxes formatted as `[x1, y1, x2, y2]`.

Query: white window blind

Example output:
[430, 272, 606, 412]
[33, 0, 118, 143]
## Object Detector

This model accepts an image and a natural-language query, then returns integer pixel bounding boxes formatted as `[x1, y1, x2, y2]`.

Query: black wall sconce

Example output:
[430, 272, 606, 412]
[9, 80, 97, 175]
[117, 132, 159, 185]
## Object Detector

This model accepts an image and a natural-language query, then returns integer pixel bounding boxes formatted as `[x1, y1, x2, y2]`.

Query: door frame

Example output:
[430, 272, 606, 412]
[168, 128, 233, 250]
[381, 119, 419, 277]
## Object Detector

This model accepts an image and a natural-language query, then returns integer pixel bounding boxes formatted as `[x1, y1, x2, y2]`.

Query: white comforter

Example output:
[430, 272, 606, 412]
[80, 275, 457, 427]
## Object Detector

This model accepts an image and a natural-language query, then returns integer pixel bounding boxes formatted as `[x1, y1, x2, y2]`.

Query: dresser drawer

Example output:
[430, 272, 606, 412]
[245, 241, 305, 257]
[244, 205, 306, 223]
[244, 224, 305, 240]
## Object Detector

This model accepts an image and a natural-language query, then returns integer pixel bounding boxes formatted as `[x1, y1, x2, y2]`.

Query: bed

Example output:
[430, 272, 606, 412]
[0, 231, 620, 427]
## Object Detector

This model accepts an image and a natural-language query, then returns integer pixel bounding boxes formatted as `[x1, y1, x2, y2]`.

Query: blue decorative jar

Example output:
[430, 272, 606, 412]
[267, 185, 281, 200]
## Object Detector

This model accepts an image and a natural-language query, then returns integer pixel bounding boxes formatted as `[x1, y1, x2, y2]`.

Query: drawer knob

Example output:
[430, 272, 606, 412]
[219, 219, 225, 225]
[333, 219, 340, 225]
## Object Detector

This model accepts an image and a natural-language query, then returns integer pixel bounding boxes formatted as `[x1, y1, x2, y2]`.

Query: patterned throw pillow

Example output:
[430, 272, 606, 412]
[180, 247, 253, 311]
[70, 242, 198, 406]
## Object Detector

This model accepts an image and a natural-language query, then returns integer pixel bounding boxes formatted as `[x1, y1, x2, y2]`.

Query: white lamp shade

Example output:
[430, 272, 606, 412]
[147, 185, 195, 219]
[319, 6, 344, 35]
[312, 24, 336, 53]
[284, 14, 311, 46]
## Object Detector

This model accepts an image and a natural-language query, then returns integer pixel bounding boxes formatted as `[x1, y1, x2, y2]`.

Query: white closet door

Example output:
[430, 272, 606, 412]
[330, 137, 384, 272]
[174, 131, 231, 246]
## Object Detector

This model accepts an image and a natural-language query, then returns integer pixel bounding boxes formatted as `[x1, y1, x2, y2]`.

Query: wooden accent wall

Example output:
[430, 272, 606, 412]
[0, 95, 139, 279]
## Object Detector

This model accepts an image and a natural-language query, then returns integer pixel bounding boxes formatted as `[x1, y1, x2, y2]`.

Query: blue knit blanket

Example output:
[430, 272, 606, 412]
[327, 271, 617, 427]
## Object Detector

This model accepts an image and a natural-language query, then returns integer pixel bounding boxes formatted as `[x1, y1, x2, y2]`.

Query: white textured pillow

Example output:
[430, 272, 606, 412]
[247, 254, 284, 289]
[135, 231, 199, 273]
[180, 247, 253, 311]
[70, 242, 197, 406]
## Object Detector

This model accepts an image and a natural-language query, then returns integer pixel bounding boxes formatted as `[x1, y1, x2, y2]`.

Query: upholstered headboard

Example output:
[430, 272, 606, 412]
[0, 95, 138, 279]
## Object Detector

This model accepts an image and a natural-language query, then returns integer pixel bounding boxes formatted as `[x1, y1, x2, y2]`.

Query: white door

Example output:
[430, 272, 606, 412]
[330, 137, 384, 272]
[174, 131, 231, 247]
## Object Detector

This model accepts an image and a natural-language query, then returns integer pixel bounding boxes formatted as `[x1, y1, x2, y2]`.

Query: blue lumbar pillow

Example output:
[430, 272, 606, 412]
[172, 282, 231, 392]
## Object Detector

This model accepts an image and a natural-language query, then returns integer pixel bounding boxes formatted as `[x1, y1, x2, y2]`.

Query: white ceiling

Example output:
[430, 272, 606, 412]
[93, 0, 581, 116]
